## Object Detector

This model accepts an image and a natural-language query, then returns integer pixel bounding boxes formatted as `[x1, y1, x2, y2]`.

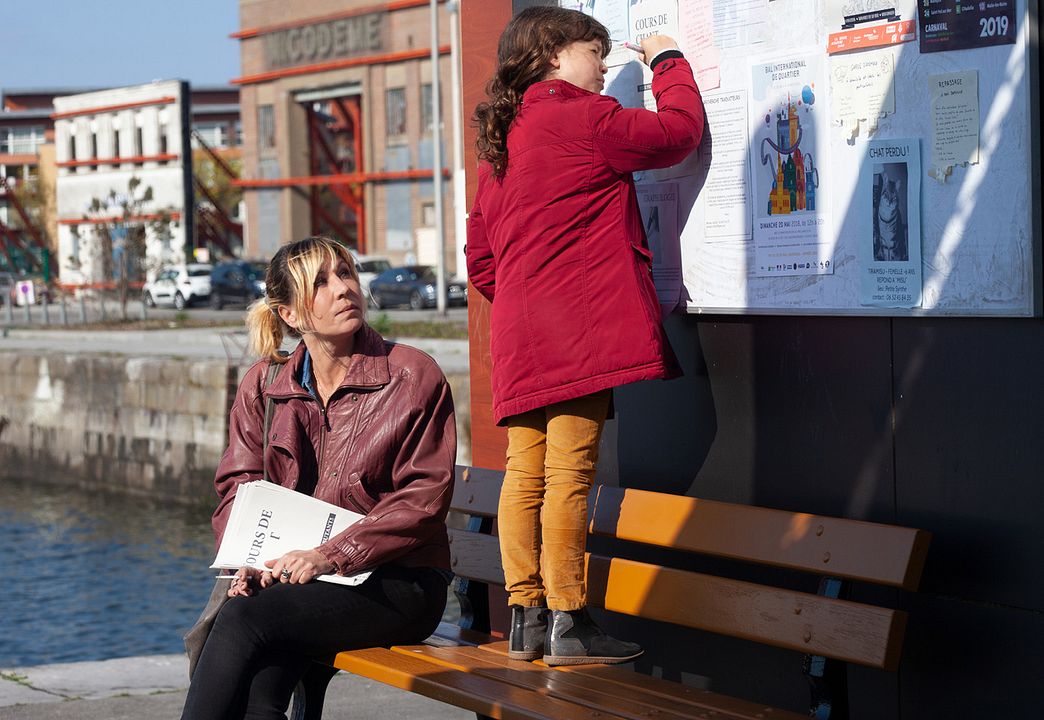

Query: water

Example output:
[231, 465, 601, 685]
[0, 478, 216, 667]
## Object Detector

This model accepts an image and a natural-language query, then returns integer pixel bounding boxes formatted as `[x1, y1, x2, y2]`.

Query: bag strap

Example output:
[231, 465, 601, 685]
[261, 351, 289, 483]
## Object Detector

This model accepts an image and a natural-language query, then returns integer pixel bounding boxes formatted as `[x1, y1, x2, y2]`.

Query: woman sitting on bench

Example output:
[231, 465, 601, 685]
[181, 236, 456, 720]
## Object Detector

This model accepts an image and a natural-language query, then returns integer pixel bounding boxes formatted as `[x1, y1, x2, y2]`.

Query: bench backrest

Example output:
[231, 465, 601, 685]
[447, 466, 931, 672]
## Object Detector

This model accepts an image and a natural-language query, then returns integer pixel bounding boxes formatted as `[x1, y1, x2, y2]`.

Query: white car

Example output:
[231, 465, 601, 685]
[143, 264, 212, 309]
[354, 255, 392, 307]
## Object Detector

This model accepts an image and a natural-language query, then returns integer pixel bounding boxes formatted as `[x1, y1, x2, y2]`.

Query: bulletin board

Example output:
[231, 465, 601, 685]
[573, 0, 1041, 316]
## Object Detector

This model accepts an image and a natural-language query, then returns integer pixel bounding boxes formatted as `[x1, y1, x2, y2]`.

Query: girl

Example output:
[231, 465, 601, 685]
[466, 7, 704, 666]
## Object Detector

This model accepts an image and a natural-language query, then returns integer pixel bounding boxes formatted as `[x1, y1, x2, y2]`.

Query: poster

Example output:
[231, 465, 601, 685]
[701, 90, 752, 239]
[824, 0, 917, 54]
[918, 0, 1015, 53]
[928, 70, 979, 181]
[713, 0, 768, 49]
[749, 52, 833, 276]
[678, 0, 721, 90]
[860, 139, 921, 308]
[636, 182, 683, 314]
[830, 51, 896, 139]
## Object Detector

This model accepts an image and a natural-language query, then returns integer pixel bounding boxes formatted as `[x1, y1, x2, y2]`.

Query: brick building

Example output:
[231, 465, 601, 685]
[233, 0, 458, 272]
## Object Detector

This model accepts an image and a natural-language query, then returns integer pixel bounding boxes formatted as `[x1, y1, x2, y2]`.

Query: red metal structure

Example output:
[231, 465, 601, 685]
[305, 96, 365, 251]
[191, 129, 243, 259]
[0, 174, 46, 273]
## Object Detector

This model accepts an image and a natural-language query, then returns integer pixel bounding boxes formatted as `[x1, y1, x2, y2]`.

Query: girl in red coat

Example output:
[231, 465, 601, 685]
[466, 6, 704, 665]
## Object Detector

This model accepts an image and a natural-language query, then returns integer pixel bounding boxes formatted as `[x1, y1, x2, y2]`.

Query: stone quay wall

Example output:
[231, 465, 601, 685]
[0, 351, 470, 503]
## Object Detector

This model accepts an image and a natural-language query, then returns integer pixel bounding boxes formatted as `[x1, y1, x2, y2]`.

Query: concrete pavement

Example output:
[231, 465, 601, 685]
[0, 654, 473, 719]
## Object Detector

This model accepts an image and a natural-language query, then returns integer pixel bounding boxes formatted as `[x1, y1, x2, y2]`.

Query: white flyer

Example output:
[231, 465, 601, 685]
[859, 138, 922, 308]
[636, 182, 682, 315]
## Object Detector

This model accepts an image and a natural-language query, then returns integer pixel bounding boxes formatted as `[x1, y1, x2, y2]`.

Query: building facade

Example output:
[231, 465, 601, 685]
[53, 81, 194, 285]
[234, 0, 457, 272]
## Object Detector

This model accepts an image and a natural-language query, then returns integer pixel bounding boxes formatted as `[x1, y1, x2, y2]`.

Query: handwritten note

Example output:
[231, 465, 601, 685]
[830, 52, 895, 140]
[928, 70, 979, 181]
[678, 0, 721, 90]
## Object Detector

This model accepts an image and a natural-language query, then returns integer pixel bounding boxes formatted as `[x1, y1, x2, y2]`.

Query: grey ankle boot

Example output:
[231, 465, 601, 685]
[508, 605, 549, 661]
[544, 608, 643, 666]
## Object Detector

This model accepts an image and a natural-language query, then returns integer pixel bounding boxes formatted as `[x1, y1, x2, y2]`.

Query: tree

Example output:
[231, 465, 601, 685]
[69, 176, 178, 321]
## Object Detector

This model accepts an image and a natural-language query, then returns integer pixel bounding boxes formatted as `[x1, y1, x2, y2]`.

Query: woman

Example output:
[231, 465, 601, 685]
[466, 7, 704, 665]
[182, 236, 456, 719]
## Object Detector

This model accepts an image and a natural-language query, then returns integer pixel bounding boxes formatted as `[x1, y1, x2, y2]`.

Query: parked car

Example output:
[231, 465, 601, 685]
[354, 255, 392, 307]
[368, 265, 468, 310]
[209, 259, 268, 309]
[142, 264, 212, 309]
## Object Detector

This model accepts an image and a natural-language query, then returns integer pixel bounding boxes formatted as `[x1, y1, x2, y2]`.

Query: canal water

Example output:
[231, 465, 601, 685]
[0, 478, 216, 666]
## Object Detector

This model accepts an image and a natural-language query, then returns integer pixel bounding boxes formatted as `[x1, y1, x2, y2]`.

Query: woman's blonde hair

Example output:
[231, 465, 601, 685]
[246, 236, 360, 363]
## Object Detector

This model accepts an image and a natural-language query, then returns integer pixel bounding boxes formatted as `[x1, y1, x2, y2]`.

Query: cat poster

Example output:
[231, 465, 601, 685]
[860, 138, 922, 308]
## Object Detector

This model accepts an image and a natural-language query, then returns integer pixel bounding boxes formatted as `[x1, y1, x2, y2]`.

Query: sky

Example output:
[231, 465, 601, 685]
[0, 0, 241, 91]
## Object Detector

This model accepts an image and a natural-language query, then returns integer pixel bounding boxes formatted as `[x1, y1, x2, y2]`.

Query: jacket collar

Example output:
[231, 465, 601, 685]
[521, 79, 594, 106]
[266, 323, 391, 399]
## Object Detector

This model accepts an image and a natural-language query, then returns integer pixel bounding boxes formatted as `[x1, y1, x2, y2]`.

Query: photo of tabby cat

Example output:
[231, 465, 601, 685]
[873, 164, 908, 262]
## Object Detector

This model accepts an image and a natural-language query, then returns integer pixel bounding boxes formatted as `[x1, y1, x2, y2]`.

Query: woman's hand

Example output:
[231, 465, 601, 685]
[638, 35, 680, 66]
[265, 549, 336, 585]
[227, 566, 265, 597]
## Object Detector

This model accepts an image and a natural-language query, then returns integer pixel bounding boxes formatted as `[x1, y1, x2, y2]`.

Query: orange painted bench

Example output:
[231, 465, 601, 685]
[290, 465, 931, 720]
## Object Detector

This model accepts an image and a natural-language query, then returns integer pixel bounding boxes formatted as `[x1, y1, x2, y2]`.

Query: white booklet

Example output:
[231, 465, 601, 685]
[211, 480, 371, 587]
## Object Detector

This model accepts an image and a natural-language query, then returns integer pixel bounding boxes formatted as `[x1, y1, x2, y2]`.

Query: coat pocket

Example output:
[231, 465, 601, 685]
[629, 242, 659, 327]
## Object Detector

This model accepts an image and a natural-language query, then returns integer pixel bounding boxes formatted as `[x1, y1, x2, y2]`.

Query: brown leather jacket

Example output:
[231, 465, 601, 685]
[212, 324, 456, 575]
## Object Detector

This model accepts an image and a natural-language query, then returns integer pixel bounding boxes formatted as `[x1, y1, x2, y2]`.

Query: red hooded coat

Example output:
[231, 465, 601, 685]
[466, 56, 704, 424]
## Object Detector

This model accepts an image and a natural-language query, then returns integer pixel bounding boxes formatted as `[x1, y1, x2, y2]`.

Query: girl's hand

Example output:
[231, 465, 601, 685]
[265, 549, 336, 585]
[227, 566, 264, 597]
[639, 35, 679, 66]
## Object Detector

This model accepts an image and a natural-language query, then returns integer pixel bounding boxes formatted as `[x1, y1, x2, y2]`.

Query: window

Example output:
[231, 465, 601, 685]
[420, 84, 432, 134]
[420, 84, 438, 134]
[67, 134, 76, 163]
[158, 125, 169, 160]
[0, 125, 45, 154]
[192, 122, 227, 149]
[385, 88, 407, 143]
[135, 127, 144, 165]
[258, 105, 276, 151]
[113, 129, 121, 159]
[421, 201, 435, 227]
[90, 132, 98, 165]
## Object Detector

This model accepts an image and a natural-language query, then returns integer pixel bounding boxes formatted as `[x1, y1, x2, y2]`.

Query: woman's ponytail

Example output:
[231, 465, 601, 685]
[246, 299, 288, 364]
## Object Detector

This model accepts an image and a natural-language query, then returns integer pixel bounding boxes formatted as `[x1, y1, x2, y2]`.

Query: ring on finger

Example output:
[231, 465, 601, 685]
[280, 569, 292, 580]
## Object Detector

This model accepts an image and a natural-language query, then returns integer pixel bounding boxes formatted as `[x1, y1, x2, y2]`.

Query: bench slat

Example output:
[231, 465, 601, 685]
[447, 532, 905, 670]
[586, 554, 907, 671]
[449, 528, 506, 585]
[590, 485, 931, 590]
[450, 465, 503, 517]
[475, 641, 807, 720]
[332, 646, 611, 720]
[395, 645, 742, 720]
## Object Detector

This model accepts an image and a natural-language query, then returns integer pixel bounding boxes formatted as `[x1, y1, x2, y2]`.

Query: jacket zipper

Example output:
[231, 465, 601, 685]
[317, 399, 330, 482]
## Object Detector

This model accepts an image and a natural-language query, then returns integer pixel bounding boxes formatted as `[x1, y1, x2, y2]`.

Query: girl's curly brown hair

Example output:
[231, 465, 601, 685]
[474, 6, 610, 178]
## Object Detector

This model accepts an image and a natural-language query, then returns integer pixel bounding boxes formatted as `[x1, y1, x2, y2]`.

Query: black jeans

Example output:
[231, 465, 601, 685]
[180, 565, 448, 720]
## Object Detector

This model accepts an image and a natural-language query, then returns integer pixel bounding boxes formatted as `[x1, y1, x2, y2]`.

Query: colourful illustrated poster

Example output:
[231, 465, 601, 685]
[748, 53, 833, 277]
[825, 0, 918, 54]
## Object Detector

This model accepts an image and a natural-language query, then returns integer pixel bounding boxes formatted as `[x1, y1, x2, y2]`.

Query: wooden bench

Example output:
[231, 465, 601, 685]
[291, 465, 931, 720]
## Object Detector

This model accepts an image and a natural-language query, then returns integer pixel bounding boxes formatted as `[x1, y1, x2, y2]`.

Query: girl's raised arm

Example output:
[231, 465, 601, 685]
[591, 56, 705, 174]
